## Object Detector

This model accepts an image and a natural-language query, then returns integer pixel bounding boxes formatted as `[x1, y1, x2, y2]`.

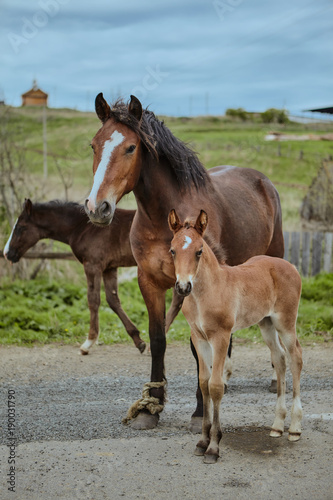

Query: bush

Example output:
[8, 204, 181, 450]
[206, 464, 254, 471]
[261, 108, 289, 124]
[226, 108, 249, 121]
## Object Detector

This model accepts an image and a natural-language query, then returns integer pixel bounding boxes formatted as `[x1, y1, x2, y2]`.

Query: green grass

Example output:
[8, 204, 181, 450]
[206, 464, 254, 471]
[1, 106, 332, 347]
[0, 274, 332, 347]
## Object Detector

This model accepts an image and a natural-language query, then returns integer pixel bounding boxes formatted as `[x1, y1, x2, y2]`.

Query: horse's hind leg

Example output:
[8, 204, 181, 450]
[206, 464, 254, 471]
[258, 317, 287, 437]
[103, 268, 146, 353]
[278, 332, 303, 441]
[80, 265, 102, 354]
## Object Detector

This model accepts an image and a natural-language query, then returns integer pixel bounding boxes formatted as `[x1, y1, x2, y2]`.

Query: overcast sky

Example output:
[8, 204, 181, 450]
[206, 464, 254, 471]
[1, 0, 332, 116]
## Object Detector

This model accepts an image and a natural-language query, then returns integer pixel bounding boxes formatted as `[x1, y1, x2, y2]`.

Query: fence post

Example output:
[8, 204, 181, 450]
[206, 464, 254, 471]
[323, 233, 333, 273]
[312, 232, 324, 276]
[283, 231, 289, 261]
[290, 232, 300, 269]
[301, 232, 311, 276]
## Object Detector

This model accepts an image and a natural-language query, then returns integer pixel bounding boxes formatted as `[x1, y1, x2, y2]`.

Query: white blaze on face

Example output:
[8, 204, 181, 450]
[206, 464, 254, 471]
[4, 219, 18, 258]
[87, 130, 125, 212]
[183, 235, 192, 250]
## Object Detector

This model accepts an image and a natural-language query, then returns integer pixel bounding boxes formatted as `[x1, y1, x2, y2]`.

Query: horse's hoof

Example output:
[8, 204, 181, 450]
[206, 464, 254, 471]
[269, 380, 277, 393]
[203, 453, 219, 464]
[189, 416, 202, 434]
[130, 412, 159, 430]
[288, 432, 301, 442]
[137, 341, 146, 354]
[270, 428, 283, 438]
[79, 348, 89, 355]
[194, 446, 206, 456]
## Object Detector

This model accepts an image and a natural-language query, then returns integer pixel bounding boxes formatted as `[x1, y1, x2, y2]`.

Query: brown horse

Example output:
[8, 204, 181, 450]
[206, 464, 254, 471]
[84, 94, 285, 431]
[169, 209, 303, 463]
[3, 199, 181, 354]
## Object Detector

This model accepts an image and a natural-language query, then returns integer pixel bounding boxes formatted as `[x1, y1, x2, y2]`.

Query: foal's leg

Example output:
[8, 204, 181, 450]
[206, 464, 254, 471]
[189, 335, 232, 434]
[193, 338, 213, 456]
[258, 317, 287, 437]
[277, 330, 303, 441]
[129, 269, 167, 430]
[203, 334, 229, 464]
[103, 268, 146, 353]
[80, 265, 102, 354]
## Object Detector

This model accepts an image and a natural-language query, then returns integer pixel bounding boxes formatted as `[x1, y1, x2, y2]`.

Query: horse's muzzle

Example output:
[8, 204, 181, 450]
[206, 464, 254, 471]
[84, 199, 114, 226]
[4, 250, 20, 263]
[175, 281, 192, 297]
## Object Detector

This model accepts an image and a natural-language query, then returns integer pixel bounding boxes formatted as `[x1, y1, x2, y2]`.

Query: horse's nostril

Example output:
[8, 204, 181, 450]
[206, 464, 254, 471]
[186, 282, 192, 294]
[100, 201, 111, 217]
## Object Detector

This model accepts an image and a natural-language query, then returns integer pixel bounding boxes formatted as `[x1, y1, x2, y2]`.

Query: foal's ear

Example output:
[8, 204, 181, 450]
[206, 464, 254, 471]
[168, 209, 182, 233]
[95, 93, 111, 123]
[24, 198, 33, 216]
[128, 95, 143, 121]
[195, 210, 208, 236]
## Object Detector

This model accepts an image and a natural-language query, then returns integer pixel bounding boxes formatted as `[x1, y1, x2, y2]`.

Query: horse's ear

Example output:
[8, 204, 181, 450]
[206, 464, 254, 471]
[168, 209, 182, 234]
[24, 198, 33, 216]
[195, 210, 208, 236]
[128, 95, 142, 121]
[95, 93, 111, 123]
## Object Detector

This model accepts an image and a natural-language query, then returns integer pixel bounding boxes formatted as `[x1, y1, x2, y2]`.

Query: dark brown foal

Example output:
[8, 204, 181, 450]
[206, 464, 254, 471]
[4, 199, 182, 354]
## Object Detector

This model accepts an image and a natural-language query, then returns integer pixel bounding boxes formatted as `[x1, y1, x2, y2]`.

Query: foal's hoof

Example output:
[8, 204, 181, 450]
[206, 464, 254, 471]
[130, 411, 159, 430]
[270, 428, 283, 438]
[288, 432, 301, 442]
[189, 416, 203, 434]
[79, 348, 89, 355]
[269, 380, 277, 393]
[137, 341, 146, 354]
[194, 446, 206, 456]
[203, 453, 219, 464]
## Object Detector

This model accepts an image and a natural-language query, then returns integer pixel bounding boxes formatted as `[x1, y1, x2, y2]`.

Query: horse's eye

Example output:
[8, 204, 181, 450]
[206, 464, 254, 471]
[196, 249, 203, 258]
[90, 144, 95, 153]
[170, 248, 175, 257]
[126, 145, 136, 154]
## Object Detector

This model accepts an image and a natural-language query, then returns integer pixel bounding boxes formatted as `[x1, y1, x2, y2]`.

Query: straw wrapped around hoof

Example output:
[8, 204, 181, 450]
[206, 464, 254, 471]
[122, 381, 166, 426]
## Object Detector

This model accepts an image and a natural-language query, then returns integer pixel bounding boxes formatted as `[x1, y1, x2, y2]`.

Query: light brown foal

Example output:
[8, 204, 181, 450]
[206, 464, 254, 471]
[168, 209, 303, 464]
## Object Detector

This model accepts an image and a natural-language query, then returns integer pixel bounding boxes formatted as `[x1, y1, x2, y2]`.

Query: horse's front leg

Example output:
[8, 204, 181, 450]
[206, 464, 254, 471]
[129, 269, 167, 430]
[103, 268, 146, 353]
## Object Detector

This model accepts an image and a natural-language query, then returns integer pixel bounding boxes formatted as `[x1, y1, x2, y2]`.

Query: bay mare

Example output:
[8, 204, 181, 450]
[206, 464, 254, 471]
[169, 209, 302, 463]
[3, 199, 182, 354]
[84, 94, 284, 431]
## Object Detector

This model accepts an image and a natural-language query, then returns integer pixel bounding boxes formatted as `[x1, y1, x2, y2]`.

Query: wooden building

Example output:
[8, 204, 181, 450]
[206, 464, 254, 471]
[22, 80, 48, 106]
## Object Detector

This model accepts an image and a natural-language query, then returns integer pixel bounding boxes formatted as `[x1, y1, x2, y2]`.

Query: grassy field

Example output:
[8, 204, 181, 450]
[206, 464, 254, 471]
[1, 105, 333, 347]
[0, 272, 332, 346]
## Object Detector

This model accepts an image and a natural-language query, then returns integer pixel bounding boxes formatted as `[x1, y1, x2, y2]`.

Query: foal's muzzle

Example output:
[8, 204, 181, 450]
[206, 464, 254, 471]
[84, 199, 114, 226]
[175, 281, 192, 297]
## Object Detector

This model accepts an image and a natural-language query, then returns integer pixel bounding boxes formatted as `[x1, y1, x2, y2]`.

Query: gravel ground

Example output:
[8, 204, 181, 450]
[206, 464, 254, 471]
[0, 342, 332, 500]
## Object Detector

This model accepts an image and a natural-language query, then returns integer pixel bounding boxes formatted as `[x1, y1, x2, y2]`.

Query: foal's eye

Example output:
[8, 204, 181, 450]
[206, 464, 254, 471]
[170, 249, 175, 257]
[126, 145, 136, 154]
[90, 144, 95, 153]
[196, 249, 203, 258]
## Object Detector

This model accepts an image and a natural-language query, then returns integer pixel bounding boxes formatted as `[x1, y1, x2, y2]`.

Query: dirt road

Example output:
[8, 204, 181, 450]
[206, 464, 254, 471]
[0, 342, 332, 500]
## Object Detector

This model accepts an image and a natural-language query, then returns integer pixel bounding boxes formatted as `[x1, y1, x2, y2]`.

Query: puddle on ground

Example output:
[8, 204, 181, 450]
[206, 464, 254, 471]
[223, 426, 283, 455]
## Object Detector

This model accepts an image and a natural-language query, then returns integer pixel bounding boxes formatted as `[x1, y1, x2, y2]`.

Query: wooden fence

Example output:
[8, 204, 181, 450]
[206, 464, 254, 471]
[283, 231, 333, 276]
[1, 231, 333, 277]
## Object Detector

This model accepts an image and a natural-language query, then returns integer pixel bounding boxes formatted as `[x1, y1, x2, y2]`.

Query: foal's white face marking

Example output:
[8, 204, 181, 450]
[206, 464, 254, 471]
[87, 130, 124, 212]
[183, 235, 192, 250]
[4, 219, 18, 258]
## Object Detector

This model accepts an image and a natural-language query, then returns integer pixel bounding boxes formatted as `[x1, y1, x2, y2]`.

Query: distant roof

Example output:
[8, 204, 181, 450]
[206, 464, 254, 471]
[22, 79, 48, 98]
[304, 107, 333, 114]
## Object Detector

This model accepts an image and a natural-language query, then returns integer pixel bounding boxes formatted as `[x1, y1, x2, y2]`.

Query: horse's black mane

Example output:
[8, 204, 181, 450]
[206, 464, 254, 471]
[108, 99, 209, 190]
